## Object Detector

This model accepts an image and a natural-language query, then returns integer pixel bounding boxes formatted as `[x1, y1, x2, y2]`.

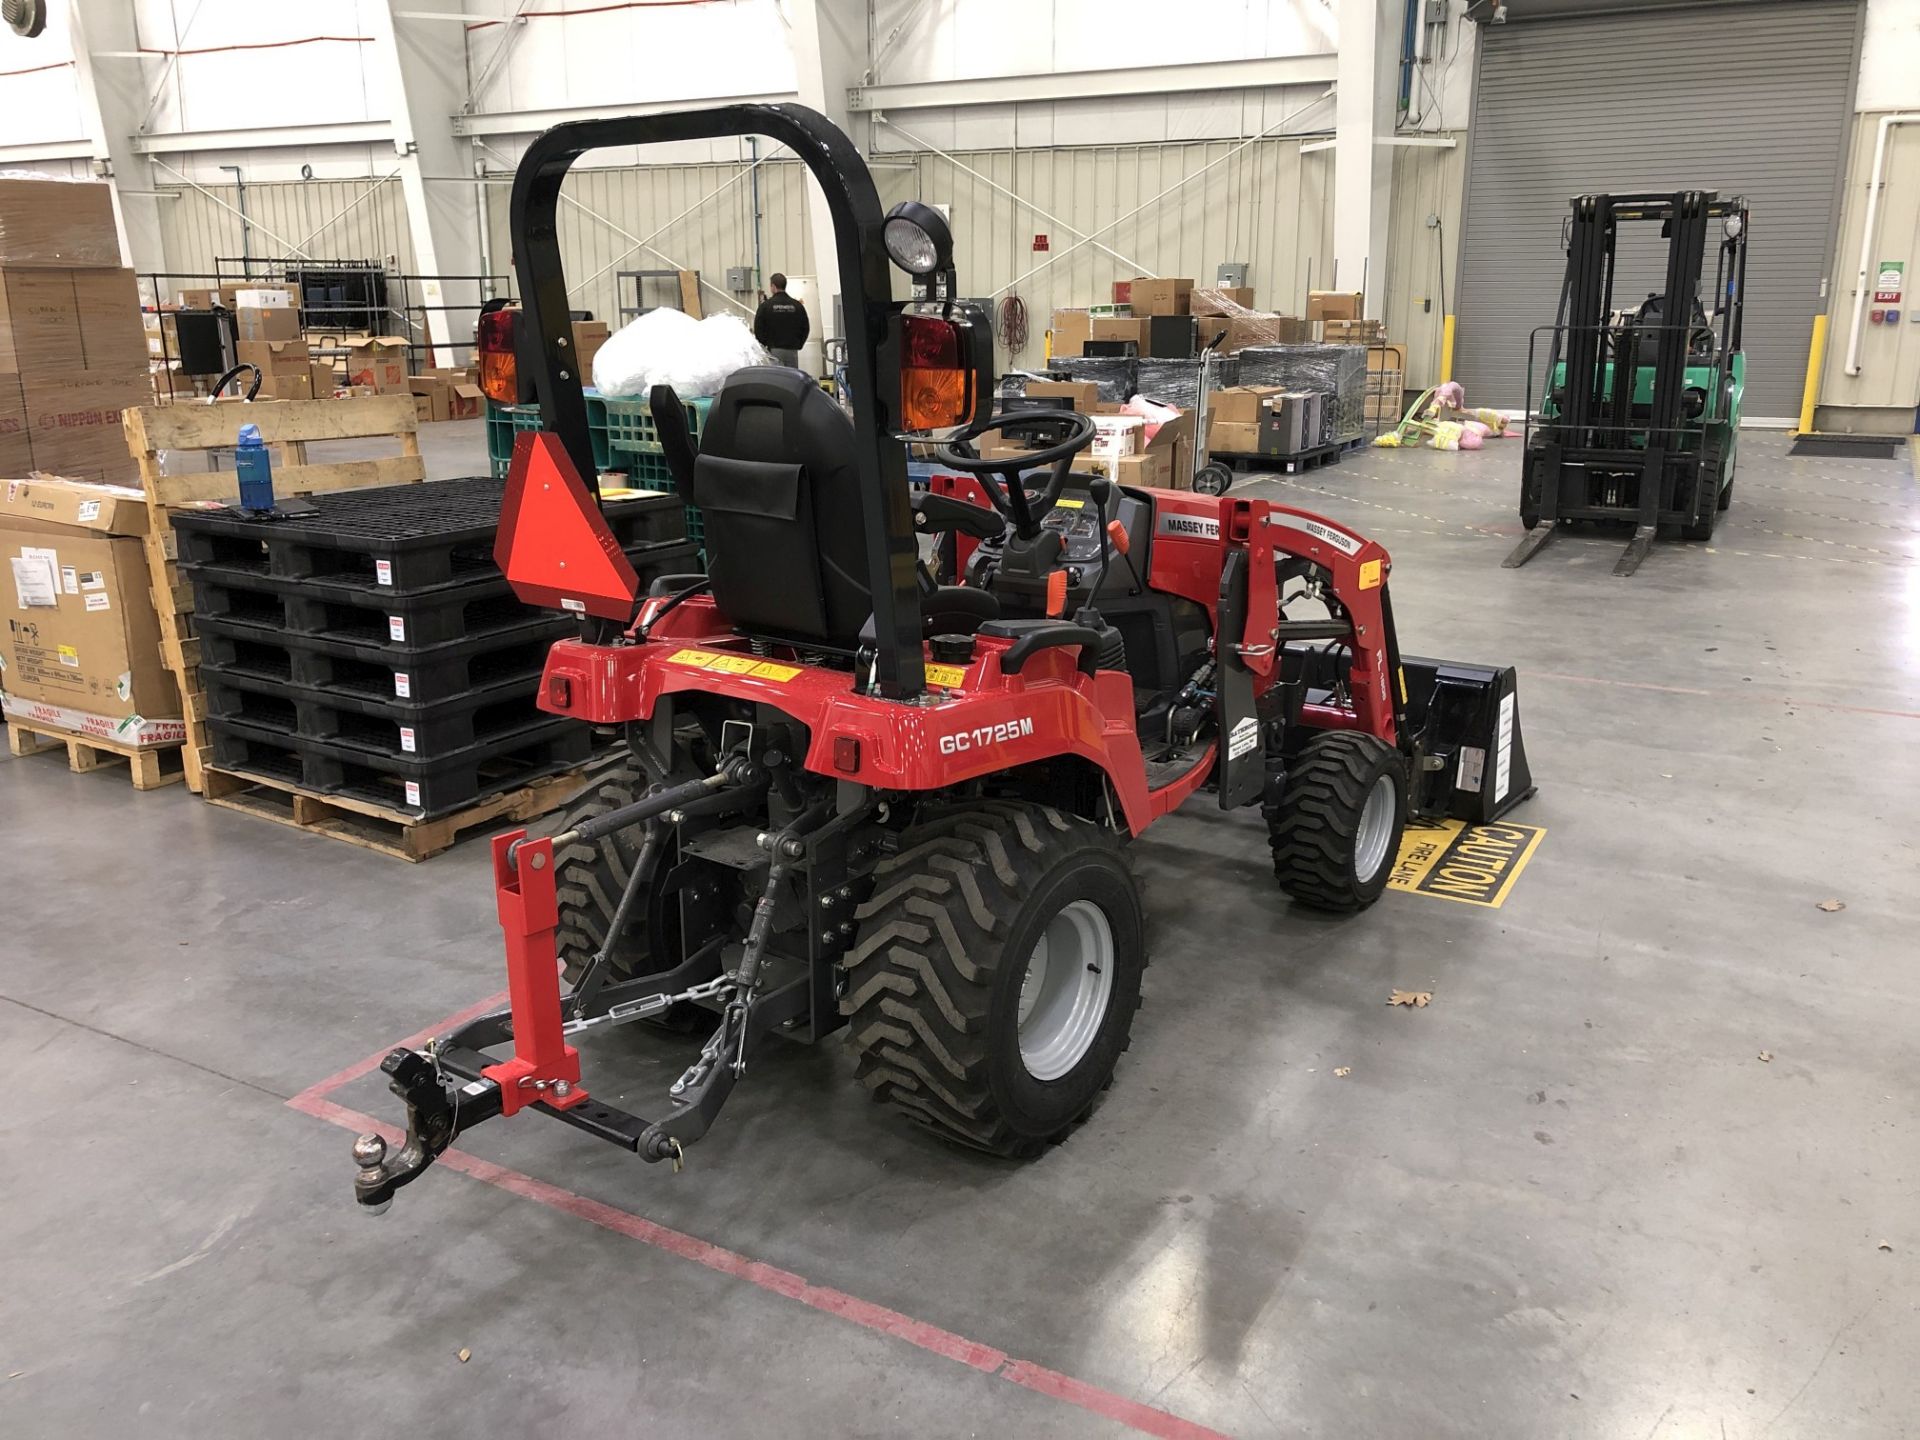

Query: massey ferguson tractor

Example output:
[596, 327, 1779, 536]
[350, 103, 1534, 1211]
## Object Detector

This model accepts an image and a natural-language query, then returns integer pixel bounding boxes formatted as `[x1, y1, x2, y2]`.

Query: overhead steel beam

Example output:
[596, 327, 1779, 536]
[131, 121, 396, 155]
[0, 140, 95, 164]
[453, 93, 798, 138]
[848, 54, 1337, 112]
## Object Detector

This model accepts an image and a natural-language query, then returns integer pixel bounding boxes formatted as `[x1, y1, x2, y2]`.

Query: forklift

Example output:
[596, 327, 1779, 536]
[1505, 190, 1749, 577]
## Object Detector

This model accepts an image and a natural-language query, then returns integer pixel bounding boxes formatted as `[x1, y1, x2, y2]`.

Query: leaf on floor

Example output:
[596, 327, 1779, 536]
[1334, 1067, 1352, 1077]
[1880, 1241, 1893, 1252]
[1816, 899, 1846, 913]
[1757, 1051, 1773, 1063]
[1388, 990, 1432, 1008]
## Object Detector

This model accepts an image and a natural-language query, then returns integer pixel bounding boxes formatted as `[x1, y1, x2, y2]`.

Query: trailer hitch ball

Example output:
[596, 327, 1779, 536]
[352, 1133, 393, 1216]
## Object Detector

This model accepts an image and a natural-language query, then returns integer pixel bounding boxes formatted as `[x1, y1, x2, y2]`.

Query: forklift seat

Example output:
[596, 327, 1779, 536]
[659, 368, 995, 650]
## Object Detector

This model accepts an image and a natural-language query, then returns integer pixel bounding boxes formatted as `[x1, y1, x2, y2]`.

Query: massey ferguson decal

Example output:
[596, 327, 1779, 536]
[938, 716, 1036, 755]
[1274, 515, 1362, 556]
[1156, 512, 1221, 540]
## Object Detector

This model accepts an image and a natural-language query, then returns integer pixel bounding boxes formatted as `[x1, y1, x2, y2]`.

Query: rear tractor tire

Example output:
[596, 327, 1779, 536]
[1268, 731, 1409, 912]
[842, 803, 1145, 1157]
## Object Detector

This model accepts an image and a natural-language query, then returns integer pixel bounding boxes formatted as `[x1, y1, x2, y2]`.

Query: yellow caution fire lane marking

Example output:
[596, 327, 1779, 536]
[1388, 819, 1547, 909]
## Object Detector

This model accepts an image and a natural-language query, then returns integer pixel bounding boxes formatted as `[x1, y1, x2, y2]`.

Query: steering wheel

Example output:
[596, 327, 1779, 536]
[933, 409, 1097, 539]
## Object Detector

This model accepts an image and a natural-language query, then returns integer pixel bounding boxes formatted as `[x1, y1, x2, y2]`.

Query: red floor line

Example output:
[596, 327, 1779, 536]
[1534, 670, 1920, 722]
[290, 1051, 1230, 1440]
[285, 989, 509, 1110]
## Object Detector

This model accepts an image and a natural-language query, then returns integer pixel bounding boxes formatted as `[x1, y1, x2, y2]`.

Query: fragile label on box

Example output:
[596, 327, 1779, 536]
[375, 559, 393, 586]
[399, 726, 417, 753]
[404, 781, 421, 807]
[393, 672, 411, 698]
[388, 616, 406, 641]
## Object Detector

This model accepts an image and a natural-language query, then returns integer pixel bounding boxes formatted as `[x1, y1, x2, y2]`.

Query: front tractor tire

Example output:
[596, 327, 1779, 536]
[1268, 731, 1409, 912]
[842, 803, 1145, 1157]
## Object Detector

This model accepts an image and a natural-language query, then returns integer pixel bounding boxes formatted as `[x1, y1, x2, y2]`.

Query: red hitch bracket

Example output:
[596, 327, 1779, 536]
[481, 829, 589, 1117]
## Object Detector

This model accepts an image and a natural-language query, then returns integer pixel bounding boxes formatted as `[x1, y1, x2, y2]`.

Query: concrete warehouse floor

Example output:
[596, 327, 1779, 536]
[4, 420, 1917, 1439]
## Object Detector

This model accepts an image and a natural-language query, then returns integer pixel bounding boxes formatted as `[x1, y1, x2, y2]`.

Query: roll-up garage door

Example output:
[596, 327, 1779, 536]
[1457, 1, 1860, 416]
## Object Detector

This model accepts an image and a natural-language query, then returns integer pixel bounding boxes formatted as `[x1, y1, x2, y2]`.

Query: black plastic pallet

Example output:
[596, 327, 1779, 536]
[170, 476, 686, 594]
[193, 613, 563, 705]
[1217, 441, 1348, 475]
[201, 669, 549, 760]
[206, 713, 591, 817]
[183, 538, 702, 648]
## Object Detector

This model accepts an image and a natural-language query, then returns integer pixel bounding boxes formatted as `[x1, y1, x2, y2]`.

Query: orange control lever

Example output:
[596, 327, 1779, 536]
[1106, 519, 1130, 555]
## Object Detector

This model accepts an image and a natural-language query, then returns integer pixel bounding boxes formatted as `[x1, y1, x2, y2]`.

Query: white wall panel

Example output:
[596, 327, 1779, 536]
[0, 6, 87, 147]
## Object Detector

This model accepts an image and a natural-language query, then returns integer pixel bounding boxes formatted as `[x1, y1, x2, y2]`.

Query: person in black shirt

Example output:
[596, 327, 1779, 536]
[752, 273, 809, 368]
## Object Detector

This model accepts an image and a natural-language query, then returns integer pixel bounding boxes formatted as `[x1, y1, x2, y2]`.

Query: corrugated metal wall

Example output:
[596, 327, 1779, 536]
[483, 159, 815, 330]
[457, 138, 1462, 389]
[157, 177, 420, 283]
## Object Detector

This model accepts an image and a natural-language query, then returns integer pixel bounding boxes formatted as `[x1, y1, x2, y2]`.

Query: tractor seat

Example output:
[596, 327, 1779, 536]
[653, 369, 995, 652]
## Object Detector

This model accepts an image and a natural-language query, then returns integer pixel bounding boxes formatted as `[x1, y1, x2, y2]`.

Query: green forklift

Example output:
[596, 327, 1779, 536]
[1506, 190, 1748, 577]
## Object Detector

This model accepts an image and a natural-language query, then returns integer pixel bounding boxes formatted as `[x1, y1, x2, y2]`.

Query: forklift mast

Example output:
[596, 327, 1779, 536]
[1507, 189, 1750, 576]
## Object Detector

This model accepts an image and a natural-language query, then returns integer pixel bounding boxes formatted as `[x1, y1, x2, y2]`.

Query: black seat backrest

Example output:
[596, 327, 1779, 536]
[692, 366, 871, 646]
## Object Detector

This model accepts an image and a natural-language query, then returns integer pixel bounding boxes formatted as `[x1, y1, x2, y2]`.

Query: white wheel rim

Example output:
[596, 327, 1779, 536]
[1354, 773, 1398, 881]
[1016, 899, 1115, 1081]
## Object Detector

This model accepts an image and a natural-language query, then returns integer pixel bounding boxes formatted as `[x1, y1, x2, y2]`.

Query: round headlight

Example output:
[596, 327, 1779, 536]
[1723, 214, 1744, 240]
[883, 201, 953, 277]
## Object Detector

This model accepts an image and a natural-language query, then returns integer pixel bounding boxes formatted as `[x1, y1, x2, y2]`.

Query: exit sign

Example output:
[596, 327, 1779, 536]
[1032, 234, 1049, 252]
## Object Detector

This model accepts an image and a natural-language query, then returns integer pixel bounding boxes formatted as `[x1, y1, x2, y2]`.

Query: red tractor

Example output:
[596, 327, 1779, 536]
[352, 104, 1533, 1211]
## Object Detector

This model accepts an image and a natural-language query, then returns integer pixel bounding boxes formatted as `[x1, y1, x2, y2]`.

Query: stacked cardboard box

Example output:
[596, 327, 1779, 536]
[1206, 386, 1286, 456]
[345, 336, 409, 393]
[0, 475, 183, 741]
[0, 181, 147, 485]
[1364, 341, 1408, 424]
[407, 367, 485, 422]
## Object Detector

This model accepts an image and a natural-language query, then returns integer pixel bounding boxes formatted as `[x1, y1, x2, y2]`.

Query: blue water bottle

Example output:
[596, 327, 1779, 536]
[235, 422, 274, 513]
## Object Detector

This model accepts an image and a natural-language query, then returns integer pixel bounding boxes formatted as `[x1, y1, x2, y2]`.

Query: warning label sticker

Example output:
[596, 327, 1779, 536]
[666, 648, 803, 683]
[1388, 818, 1546, 909]
[924, 662, 969, 689]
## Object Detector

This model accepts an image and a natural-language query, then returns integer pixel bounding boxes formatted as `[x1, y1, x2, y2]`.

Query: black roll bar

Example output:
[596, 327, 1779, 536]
[508, 102, 926, 698]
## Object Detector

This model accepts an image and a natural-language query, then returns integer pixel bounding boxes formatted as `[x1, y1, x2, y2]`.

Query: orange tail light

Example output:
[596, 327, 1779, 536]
[899, 313, 976, 431]
[477, 307, 519, 405]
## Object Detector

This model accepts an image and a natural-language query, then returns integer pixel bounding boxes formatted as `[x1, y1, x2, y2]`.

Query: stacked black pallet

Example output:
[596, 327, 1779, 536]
[173, 475, 699, 818]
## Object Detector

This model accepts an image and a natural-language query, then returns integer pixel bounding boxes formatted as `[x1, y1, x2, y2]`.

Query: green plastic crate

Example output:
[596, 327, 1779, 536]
[484, 391, 612, 479]
[602, 393, 713, 462]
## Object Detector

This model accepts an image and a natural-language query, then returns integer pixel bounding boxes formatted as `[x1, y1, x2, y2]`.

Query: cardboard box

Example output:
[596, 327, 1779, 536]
[1050, 309, 1091, 358]
[1366, 369, 1405, 423]
[0, 180, 121, 269]
[1128, 278, 1194, 317]
[1088, 316, 1146, 349]
[1366, 341, 1408, 374]
[1111, 281, 1133, 306]
[1090, 414, 1144, 460]
[1306, 290, 1364, 323]
[408, 374, 453, 422]
[1196, 316, 1230, 351]
[176, 287, 216, 309]
[344, 336, 409, 393]
[1113, 450, 1173, 489]
[448, 382, 484, 420]
[1139, 409, 1194, 486]
[234, 286, 292, 310]
[572, 319, 611, 375]
[1024, 379, 1100, 411]
[1209, 385, 1287, 424]
[0, 267, 147, 373]
[236, 339, 312, 399]
[1223, 315, 1313, 351]
[1207, 419, 1261, 455]
[1323, 318, 1386, 344]
[310, 361, 337, 398]
[0, 368, 147, 485]
[1191, 287, 1256, 316]
[0, 477, 179, 727]
[236, 305, 300, 343]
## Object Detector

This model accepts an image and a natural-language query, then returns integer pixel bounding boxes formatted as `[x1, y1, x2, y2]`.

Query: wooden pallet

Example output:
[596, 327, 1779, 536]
[6, 720, 186, 791]
[123, 395, 426, 793]
[198, 766, 589, 863]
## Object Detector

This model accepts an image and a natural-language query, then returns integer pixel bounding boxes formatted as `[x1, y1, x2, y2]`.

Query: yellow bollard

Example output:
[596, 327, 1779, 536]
[1440, 314, 1456, 384]
[1796, 313, 1828, 436]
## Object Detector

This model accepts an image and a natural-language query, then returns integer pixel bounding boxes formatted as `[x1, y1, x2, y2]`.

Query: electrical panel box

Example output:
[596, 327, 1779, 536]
[725, 266, 754, 290]
[1216, 262, 1250, 287]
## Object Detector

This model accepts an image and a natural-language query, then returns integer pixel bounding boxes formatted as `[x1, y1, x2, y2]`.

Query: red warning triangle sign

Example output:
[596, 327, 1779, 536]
[495, 431, 641, 621]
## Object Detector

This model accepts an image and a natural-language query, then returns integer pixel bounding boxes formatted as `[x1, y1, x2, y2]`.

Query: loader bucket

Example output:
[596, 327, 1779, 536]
[1399, 657, 1535, 824]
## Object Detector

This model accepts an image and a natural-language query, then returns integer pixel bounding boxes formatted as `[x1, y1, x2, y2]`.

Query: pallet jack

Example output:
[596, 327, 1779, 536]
[1505, 191, 1748, 577]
